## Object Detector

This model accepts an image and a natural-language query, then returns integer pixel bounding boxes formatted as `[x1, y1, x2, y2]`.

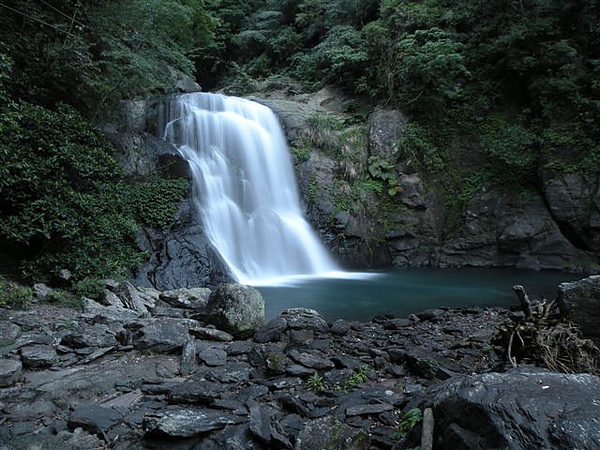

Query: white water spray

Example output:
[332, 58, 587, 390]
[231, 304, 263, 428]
[163, 92, 341, 286]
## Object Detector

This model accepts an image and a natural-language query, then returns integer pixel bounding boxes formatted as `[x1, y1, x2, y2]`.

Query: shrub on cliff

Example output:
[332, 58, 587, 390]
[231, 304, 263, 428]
[0, 101, 141, 282]
[0, 275, 32, 309]
[0, 100, 188, 284]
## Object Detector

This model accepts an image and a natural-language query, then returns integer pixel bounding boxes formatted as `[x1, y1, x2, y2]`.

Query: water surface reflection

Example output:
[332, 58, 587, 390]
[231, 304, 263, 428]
[258, 268, 584, 321]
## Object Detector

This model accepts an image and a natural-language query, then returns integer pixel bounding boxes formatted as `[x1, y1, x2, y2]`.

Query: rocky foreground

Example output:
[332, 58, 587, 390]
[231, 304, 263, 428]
[1, 280, 600, 450]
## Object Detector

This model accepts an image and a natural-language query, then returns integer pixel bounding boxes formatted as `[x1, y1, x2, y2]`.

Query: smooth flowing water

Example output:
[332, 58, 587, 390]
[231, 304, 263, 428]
[259, 268, 584, 321]
[163, 93, 340, 285]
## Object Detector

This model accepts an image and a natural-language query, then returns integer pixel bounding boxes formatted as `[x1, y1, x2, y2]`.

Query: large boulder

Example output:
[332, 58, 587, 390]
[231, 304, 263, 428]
[368, 108, 408, 166]
[427, 366, 600, 449]
[558, 275, 600, 344]
[168, 66, 202, 93]
[542, 171, 600, 252]
[205, 284, 265, 339]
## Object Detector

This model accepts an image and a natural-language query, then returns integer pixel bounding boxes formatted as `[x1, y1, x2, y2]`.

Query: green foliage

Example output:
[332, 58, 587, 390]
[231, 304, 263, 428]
[481, 121, 539, 185]
[307, 365, 371, 392]
[0, 45, 11, 103]
[42, 289, 84, 310]
[344, 364, 370, 390]
[541, 128, 600, 176]
[361, 179, 383, 196]
[307, 374, 327, 392]
[72, 278, 106, 301]
[1, 0, 216, 113]
[372, 26, 470, 114]
[0, 96, 188, 281]
[292, 145, 311, 163]
[393, 407, 423, 441]
[399, 123, 446, 173]
[0, 101, 145, 282]
[308, 113, 346, 132]
[295, 25, 368, 90]
[220, 62, 259, 95]
[0, 275, 32, 309]
[126, 179, 190, 229]
[367, 156, 401, 196]
[300, 113, 345, 154]
[456, 170, 489, 204]
[82, 0, 215, 111]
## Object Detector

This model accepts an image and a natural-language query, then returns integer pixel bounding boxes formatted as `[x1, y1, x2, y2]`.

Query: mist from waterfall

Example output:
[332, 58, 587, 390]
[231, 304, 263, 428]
[163, 92, 341, 286]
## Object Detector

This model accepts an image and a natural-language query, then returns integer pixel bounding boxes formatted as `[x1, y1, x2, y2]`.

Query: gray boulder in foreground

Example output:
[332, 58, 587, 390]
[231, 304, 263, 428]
[428, 366, 600, 450]
[558, 275, 600, 344]
[205, 283, 265, 338]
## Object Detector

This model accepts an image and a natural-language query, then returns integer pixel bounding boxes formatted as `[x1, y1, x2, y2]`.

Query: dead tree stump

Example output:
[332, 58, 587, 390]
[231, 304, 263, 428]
[494, 285, 600, 374]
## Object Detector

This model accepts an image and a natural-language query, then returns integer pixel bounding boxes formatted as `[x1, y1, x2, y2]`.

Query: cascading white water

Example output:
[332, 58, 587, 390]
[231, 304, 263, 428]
[163, 92, 340, 285]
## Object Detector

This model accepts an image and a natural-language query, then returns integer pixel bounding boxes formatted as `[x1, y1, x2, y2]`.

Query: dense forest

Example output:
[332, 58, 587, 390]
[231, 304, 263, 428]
[1, 0, 599, 299]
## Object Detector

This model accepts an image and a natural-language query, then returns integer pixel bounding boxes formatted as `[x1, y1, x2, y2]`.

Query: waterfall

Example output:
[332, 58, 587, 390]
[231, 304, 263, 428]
[163, 92, 340, 286]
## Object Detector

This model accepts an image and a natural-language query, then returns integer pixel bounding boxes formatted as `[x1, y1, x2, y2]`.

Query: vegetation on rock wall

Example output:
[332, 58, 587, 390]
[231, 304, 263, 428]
[0, 1, 201, 285]
[213, 0, 599, 177]
[0, 275, 32, 308]
[0, 94, 189, 283]
[0, 0, 599, 283]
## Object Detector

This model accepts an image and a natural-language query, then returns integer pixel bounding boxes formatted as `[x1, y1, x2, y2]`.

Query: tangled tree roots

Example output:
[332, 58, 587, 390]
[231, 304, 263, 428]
[494, 285, 600, 375]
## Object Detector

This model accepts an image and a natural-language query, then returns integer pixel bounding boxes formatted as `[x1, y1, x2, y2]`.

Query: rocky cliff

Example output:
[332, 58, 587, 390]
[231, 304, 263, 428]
[102, 97, 231, 290]
[106, 85, 599, 289]
[258, 86, 600, 275]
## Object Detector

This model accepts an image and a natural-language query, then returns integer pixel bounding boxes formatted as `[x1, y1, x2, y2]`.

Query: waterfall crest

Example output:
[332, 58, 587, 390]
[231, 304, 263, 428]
[163, 92, 340, 286]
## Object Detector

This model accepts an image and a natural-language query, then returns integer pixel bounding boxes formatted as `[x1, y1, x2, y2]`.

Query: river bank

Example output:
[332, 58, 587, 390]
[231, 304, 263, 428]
[1, 280, 599, 449]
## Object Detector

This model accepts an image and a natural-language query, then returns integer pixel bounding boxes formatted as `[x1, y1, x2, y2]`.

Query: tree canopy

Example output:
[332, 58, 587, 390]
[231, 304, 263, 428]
[0, 0, 215, 113]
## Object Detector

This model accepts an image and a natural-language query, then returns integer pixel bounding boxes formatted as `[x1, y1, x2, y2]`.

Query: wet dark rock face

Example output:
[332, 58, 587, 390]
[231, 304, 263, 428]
[1, 282, 599, 449]
[425, 367, 600, 450]
[133, 199, 233, 290]
[558, 274, 600, 344]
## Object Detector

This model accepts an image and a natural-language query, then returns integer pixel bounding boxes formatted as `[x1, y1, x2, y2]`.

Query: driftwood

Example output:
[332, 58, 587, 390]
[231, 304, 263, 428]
[494, 285, 600, 375]
[420, 407, 434, 450]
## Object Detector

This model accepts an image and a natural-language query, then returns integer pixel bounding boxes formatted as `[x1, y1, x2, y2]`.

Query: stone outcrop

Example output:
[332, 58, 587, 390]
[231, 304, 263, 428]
[205, 284, 265, 338]
[558, 275, 600, 344]
[423, 366, 600, 449]
[542, 170, 600, 252]
[368, 108, 408, 168]
[439, 190, 594, 271]
[134, 198, 232, 290]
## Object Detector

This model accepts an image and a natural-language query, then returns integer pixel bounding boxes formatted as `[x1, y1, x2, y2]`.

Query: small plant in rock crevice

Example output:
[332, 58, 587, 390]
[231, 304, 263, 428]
[307, 374, 327, 392]
[393, 407, 423, 441]
[307, 365, 372, 392]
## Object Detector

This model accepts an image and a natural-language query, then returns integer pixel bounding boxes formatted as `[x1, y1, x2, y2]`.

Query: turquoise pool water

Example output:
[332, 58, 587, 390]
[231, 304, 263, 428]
[258, 268, 584, 321]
